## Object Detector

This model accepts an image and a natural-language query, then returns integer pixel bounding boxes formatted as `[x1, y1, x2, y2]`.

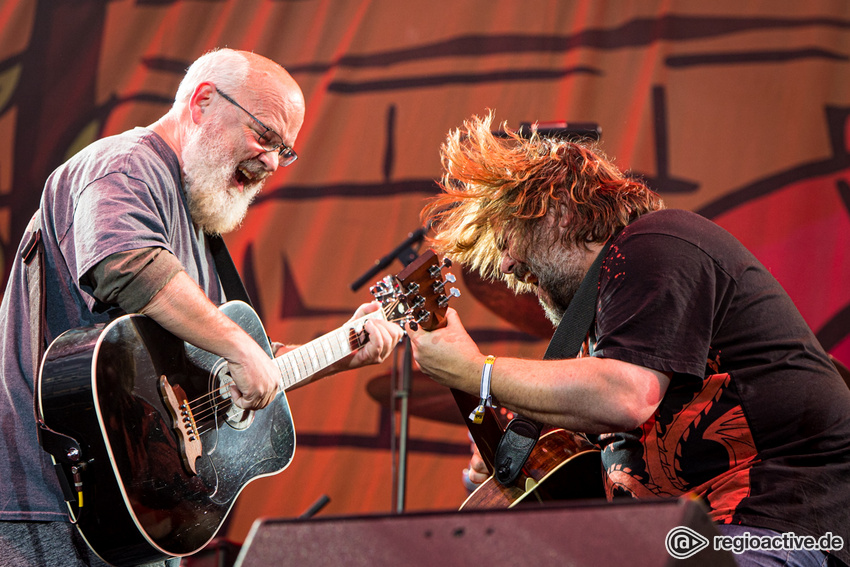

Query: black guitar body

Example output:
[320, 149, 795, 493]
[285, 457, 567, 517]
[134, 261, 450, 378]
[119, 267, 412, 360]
[38, 301, 295, 566]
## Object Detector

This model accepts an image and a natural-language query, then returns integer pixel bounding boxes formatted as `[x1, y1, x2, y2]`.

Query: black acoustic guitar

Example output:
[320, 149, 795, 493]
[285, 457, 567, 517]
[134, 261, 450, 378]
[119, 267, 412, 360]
[37, 250, 455, 566]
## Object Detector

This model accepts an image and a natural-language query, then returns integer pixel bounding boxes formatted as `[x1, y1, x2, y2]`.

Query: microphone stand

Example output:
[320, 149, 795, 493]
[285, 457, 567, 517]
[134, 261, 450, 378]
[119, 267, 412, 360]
[351, 227, 428, 514]
[394, 336, 413, 513]
[349, 226, 429, 293]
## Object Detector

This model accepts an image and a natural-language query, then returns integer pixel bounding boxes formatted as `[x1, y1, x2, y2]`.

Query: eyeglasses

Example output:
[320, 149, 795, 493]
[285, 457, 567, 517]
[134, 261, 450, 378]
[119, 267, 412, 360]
[215, 87, 298, 167]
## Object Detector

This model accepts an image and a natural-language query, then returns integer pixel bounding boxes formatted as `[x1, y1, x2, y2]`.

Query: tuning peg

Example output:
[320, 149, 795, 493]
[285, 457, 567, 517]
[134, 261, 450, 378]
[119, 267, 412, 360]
[407, 320, 419, 332]
[437, 287, 461, 308]
[416, 311, 432, 325]
[442, 258, 453, 268]
[370, 276, 400, 301]
[432, 273, 458, 294]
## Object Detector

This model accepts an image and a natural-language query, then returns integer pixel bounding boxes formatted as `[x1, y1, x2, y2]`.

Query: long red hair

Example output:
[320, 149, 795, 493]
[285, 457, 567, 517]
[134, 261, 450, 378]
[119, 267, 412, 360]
[423, 111, 663, 291]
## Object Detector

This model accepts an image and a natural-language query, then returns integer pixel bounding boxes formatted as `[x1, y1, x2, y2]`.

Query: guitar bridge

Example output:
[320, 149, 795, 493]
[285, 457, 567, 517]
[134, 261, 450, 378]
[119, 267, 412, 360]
[159, 375, 203, 475]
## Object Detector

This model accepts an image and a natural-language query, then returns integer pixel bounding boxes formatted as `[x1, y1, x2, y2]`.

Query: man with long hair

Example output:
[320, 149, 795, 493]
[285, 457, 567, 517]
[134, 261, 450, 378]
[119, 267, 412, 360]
[409, 111, 850, 567]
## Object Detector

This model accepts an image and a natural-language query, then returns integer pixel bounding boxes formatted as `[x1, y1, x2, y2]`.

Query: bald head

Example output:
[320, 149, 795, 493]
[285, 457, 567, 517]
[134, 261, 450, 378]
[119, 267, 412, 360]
[150, 49, 306, 234]
[238, 51, 305, 144]
[173, 48, 305, 143]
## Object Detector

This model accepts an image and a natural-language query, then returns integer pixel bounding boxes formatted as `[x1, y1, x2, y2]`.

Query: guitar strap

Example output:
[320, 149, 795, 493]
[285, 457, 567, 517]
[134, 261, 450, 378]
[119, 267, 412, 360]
[208, 234, 255, 307]
[22, 211, 83, 506]
[543, 235, 617, 360]
[492, 234, 616, 486]
[22, 212, 46, 394]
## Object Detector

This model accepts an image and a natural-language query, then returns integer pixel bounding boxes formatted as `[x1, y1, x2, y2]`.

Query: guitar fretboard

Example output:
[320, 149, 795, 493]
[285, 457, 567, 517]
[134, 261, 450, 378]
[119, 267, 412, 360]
[275, 309, 386, 391]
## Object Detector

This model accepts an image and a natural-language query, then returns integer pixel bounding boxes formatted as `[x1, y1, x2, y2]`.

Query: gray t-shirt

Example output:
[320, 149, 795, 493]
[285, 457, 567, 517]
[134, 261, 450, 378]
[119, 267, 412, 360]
[0, 127, 223, 520]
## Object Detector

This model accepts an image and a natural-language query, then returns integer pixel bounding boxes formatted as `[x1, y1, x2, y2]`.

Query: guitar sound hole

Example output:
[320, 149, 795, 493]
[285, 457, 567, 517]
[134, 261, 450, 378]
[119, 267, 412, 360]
[212, 362, 255, 431]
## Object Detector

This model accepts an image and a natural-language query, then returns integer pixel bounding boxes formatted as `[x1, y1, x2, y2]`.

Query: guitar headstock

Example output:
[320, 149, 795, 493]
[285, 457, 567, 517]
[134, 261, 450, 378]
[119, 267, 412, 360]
[371, 249, 460, 331]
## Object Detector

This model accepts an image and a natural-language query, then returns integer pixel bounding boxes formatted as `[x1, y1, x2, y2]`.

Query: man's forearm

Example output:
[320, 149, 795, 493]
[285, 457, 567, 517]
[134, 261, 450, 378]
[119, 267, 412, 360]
[139, 270, 261, 364]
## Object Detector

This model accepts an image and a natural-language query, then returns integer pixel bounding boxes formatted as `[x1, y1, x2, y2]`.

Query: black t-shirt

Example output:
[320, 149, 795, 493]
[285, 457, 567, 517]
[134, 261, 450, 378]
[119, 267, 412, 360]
[587, 209, 850, 564]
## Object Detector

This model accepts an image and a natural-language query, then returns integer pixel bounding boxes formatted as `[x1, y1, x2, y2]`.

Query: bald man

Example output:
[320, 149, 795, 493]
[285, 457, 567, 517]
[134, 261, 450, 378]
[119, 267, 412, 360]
[0, 49, 402, 566]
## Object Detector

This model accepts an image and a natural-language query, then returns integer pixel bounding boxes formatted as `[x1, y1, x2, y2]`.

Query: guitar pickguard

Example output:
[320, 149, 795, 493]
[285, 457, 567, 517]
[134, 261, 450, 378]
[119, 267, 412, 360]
[206, 359, 255, 431]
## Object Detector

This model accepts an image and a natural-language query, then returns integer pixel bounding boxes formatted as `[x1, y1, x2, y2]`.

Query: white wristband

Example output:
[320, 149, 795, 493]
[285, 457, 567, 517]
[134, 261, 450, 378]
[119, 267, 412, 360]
[469, 355, 496, 424]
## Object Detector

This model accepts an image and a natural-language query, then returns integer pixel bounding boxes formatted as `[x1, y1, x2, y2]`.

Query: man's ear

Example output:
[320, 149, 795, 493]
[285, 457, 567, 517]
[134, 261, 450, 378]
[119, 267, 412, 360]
[188, 82, 216, 124]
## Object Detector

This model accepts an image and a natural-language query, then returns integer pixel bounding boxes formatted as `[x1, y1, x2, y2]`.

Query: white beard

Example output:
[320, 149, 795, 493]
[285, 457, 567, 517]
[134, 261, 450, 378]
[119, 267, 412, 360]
[181, 119, 267, 235]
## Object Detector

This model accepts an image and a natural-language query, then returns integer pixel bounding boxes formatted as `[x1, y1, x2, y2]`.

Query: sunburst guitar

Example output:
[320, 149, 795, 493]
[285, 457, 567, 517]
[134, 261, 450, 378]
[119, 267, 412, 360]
[453, 389, 605, 509]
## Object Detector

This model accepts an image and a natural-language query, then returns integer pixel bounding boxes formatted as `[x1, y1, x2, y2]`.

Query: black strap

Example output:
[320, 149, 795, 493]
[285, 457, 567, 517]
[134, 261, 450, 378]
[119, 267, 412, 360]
[22, 212, 46, 375]
[22, 211, 83, 476]
[543, 237, 615, 361]
[493, 236, 615, 486]
[208, 234, 254, 307]
[493, 416, 542, 485]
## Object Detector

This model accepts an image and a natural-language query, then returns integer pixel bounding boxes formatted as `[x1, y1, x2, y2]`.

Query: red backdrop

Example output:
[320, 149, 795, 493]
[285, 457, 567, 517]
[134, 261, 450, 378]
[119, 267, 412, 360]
[1, 0, 848, 544]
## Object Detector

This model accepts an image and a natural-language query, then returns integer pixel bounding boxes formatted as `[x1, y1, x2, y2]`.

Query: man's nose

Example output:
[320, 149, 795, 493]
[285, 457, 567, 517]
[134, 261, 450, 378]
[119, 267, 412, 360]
[258, 149, 280, 172]
[499, 249, 516, 274]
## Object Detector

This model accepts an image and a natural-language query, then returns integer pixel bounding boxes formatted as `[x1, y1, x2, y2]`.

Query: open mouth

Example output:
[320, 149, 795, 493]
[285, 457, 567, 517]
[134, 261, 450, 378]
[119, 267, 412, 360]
[233, 165, 253, 191]
[234, 164, 269, 192]
[514, 262, 538, 286]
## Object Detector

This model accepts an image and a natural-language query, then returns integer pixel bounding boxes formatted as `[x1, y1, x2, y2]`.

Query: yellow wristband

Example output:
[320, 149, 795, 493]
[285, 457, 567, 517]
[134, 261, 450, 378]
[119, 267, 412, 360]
[469, 355, 496, 424]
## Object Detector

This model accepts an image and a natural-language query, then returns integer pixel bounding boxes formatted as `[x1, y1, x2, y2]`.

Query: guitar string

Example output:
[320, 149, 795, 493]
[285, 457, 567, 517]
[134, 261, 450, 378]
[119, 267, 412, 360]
[174, 299, 408, 435]
[185, 324, 353, 422]
[190, 298, 404, 416]
[185, 324, 366, 430]
[186, 326, 360, 432]
[188, 333, 345, 434]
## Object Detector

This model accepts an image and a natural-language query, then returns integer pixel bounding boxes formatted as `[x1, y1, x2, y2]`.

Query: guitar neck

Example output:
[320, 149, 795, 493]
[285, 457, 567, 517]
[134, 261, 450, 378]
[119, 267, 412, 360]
[275, 309, 387, 391]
